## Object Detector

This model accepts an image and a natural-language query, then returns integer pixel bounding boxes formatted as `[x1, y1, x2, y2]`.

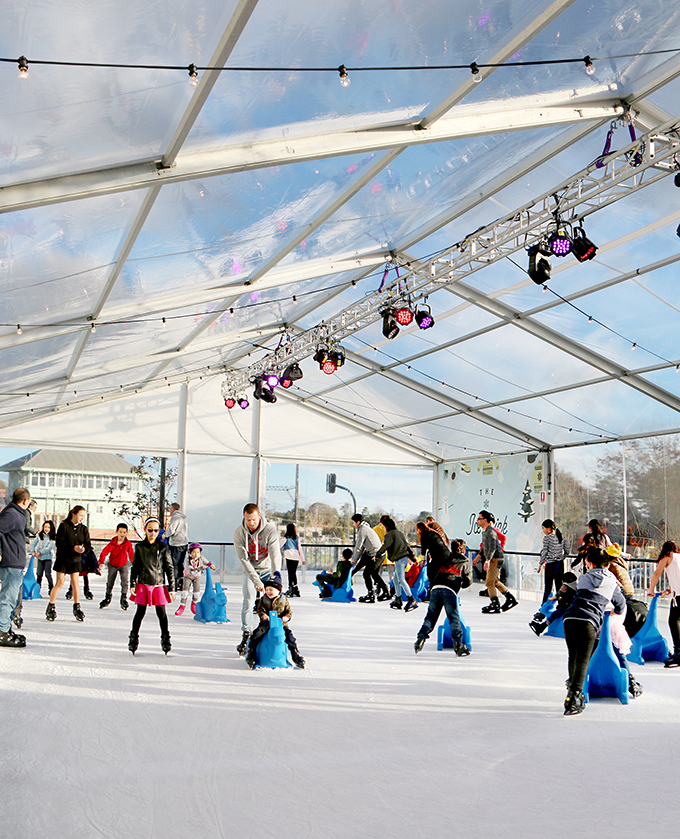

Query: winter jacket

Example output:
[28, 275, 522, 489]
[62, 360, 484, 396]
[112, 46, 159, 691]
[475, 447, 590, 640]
[55, 519, 92, 565]
[166, 510, 188, 547]
[29, 533, 56, 563]
[607, 553, 634, 597]
[0, 502, 29, 569]
[352, 522, 382, 561]
[539, 532, 566, 568]
[376, 529, 413, 563]
[256, 591, 292, 621]
[130, 539, 175, 589]
[563, 567, 626, 634]
[233, 515, 282, 585]
[24, 509, 36, 540]
[99, 537, 134, 568]
[329, 559, 353, 589]
[280, 536, 304, 564]
[183, 553, 213, 579]
[481, 526, 504, 562]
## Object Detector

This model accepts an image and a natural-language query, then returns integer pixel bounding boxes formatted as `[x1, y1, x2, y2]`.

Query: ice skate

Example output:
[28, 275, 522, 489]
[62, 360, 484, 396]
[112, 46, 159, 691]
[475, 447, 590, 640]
[291, 585, 301, 598]
[664, 650, 680, 668]
[0, 630, 26, 648]
[73, 603, 85, 622]
[359, 592, 375, 603]
[390, 596, 403, 610]
[454, 641, 471, 657]
[128, 631, 139, 655]
[65, 587, 73, 600]
[501, 592, 518, 611]
[529, 617, 547, 636]
[160, 632, 171, 655]
[404, 597, 419, 613]
[628, 675, 643, 698]
[120, 595, 129, 611]
[376, 591, 391, 602]
[12, 613, 23, 630]
[414, 637, 425, 654]
[563, 690, 585, 716]
[481, 596, 501, 614]
[236, 631, 251, 657]
[84, 590, 94, 601]
[99, 596, 111, 609]
[45, 603, 56, 621]
[290, 646, 305, 669]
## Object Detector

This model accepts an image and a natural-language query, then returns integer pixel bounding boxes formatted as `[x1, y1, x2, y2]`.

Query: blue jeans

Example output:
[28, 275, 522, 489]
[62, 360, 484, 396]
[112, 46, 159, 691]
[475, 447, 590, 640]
[241, 570, 272, 632]
[417, 586, 462, 644]
[393, 557, 412, 599]
[0, 567, 24, 632]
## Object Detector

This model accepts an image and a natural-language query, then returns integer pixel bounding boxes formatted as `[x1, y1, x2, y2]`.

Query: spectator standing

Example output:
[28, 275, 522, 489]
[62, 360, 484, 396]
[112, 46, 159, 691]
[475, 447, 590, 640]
[0, 488, 31, 648]
[166, 502, 189, 590]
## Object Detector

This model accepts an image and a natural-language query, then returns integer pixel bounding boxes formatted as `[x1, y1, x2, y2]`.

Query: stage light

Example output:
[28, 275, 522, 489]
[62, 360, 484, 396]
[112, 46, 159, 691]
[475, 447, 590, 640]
[328, 348, 345, 369]
[547, 226, 572, 256]
[528, 245, 552, 284]
[224, 397, 236, 409]
[264, 373, 280, 389]
[571, 226, 598, 262]
[239, 396, 249, 409]
[321, 359, 337, 375]
[382, 310, 400, 340]
[415, 305, 435, 330]
[395, 306, 414, 326]
[253, 377, 277, 403]
[281, 362, 303, 388]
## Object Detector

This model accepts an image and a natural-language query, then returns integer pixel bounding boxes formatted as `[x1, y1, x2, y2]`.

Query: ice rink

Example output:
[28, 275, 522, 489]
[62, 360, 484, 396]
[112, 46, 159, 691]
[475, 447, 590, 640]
[2, 578, 677, 839]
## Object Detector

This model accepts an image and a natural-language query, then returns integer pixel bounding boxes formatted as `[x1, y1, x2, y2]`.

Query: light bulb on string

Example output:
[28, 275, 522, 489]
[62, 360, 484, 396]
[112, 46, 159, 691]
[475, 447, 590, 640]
[470, 62, 482, 83]
[583, 55, 595, 76]
[338, 64, 350, 87]
[16, 324, 22, 335]
[187, 63, 199, 86]
[90, 322, 96, 334]
[162, 317, 167, 327]
[18, 56, 28, 80]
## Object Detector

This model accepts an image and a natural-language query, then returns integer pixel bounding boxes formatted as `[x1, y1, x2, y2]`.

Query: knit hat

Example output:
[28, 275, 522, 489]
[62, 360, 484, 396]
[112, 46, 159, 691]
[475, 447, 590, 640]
[264, 572, 283, 592]
[606, 543, 622, 558]
[189, 542, 202, 552]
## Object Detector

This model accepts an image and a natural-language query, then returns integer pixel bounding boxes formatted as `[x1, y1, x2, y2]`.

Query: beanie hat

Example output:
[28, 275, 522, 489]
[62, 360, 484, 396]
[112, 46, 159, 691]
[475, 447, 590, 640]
[189, 542, 202, 552]
[265, 572, 283, 592]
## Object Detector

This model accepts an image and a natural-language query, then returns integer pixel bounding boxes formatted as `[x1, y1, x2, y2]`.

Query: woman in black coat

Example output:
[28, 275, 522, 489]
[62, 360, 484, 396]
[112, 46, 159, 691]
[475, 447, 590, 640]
[46, 505, 91, 622]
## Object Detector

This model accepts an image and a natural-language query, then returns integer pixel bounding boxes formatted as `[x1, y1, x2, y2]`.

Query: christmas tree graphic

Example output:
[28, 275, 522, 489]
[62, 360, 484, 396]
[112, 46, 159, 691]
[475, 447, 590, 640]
[518, 480, 534, 523]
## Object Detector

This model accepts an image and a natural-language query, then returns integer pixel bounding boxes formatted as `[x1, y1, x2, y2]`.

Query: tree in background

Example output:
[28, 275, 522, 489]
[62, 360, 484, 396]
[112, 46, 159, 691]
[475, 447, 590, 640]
[105, 456, 177, 529]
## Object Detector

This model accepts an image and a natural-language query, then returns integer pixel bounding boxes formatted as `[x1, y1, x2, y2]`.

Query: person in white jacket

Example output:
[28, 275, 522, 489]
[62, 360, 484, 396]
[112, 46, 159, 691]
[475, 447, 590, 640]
[232, 503, 282, 656]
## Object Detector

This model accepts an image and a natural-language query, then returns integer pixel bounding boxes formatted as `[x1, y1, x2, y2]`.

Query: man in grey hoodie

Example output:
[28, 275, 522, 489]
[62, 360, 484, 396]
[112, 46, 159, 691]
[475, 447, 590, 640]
[167, 503, 188, 590]
[233, 503, 282, 656]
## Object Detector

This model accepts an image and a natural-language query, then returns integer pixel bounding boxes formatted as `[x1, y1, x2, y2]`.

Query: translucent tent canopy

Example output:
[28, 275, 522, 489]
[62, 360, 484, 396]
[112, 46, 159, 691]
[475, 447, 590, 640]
[3, 0, 680, 479]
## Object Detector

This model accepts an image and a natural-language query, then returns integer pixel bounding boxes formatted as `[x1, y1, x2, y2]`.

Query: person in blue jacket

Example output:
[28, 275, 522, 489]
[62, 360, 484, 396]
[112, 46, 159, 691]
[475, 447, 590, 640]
[0, 488, 32, 648]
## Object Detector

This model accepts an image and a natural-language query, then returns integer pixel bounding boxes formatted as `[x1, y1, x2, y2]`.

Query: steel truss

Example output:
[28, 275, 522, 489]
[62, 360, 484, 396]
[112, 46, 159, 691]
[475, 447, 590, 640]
[222, 114, 680, 401]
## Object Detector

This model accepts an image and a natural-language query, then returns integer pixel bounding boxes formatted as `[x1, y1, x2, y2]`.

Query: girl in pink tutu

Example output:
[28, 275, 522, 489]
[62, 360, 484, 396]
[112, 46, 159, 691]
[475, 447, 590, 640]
[128, 518, 175, 655]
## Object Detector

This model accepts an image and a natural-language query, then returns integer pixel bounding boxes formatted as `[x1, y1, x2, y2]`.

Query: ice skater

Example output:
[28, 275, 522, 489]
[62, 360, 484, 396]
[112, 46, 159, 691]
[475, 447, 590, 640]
[562, 547, 626, 716]
[46, 506, 91, 622]
[537, 519, 567, 604]
[646, 540, 680, 668]
[30, 520, 56, 594]
[245, 572, 305, 669]
[316, 548, 354, 598]
[0, 488, 31, 648]
[281, 522, 304, 597]
[351, 513, 389, 603]
[128, 518, 175, 655]
[478, 511, 517, 614]
[175, 542, 215, 615]
[414, 528, 470, 656]
[98, 522, 134, 610]
[376, 517, 418, 611]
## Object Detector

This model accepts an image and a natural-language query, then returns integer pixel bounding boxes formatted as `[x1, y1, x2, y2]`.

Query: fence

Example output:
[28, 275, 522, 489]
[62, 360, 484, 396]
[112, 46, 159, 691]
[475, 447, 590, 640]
[91, 540, 668, 603]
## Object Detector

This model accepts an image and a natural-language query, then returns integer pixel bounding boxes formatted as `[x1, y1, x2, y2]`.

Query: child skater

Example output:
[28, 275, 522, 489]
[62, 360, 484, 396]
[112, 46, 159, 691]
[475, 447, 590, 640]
[175, 542, 215, 616]
[562, 547, 626, 716]
[30, 520, 56, 594]
[98, 522, 134, 610]
[316, 548, 354, 598]
[245, 572, 305, 669]
[128, 517, 175, 655]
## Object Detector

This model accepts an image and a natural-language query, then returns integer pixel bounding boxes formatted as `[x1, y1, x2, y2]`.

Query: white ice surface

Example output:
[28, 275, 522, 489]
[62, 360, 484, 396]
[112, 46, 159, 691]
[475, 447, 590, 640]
[1, 579, 677, 839]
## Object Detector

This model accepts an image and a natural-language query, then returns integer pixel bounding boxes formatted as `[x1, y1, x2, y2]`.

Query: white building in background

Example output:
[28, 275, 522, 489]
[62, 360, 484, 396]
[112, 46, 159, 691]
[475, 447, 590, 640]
[0, 449, 142, 538]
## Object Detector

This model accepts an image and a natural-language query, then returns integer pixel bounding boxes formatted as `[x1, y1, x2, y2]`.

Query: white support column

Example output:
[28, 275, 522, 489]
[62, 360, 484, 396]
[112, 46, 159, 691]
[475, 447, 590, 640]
[547, 449, 555, 521]
[251, 397, 263, 506]
[176, 383, 189, 508]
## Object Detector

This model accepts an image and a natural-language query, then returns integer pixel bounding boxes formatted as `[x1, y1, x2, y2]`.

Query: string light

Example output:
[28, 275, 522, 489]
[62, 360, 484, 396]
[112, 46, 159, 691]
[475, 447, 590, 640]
[90, 322, 96, 333]
[470, 61, 482, 83]
[187, 63, 199, 86]
[16, 324, 22, 335]
[338, 64, 350, 87]
[17, 55, 28, 79]
[583, 55, 595, 75]
[162, 317, 167, 327]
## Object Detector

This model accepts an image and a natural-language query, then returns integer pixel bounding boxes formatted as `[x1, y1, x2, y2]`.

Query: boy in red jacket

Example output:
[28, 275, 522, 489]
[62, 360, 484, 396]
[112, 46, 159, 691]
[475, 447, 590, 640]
[99, 523, 134, 610]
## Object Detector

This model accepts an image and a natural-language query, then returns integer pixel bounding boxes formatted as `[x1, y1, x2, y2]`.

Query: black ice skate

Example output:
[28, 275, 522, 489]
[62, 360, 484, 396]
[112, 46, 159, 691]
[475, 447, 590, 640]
[664, 650, 680, 668]
[73, 603, 85, 621]
[236, 631, 251, 657]
[359, 592, 375, 603]
[454, 641, 471, 657]
[564, 690, 585, 716]
[414, 637, 425, 654]
[376, 592, 391, 602]
[529, 617, 547, 636]
[501, 592, 518, 611]
[120, 595, 129, 611]
[404, 597, 419, 612]
[481, 597, 501, 614]
[628, 675, 643, 698]
[160, 632, 171, 655]
[45, 603, 56, 621]
[99, 596, 111, 609]
[128, 631, 139, 655]
[0, 630, 26, 648]
[390, 597, 403, 610]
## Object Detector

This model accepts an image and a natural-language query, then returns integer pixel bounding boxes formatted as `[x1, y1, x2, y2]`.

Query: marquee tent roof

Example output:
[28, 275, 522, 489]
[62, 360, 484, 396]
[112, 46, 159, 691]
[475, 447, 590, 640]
[3, 0, 680, 464]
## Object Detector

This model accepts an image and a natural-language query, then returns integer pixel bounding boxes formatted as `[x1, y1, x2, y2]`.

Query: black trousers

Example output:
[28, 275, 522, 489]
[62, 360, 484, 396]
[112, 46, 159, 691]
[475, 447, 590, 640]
[352, 552, 388, 595]
[248, 620, 297, 656]
[286, 559, 299, 588]
[564, 619, 597, 694]
[669, 597, 680, 652]
[541, 561, 564, 604]
[131, 604, 169, 636]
